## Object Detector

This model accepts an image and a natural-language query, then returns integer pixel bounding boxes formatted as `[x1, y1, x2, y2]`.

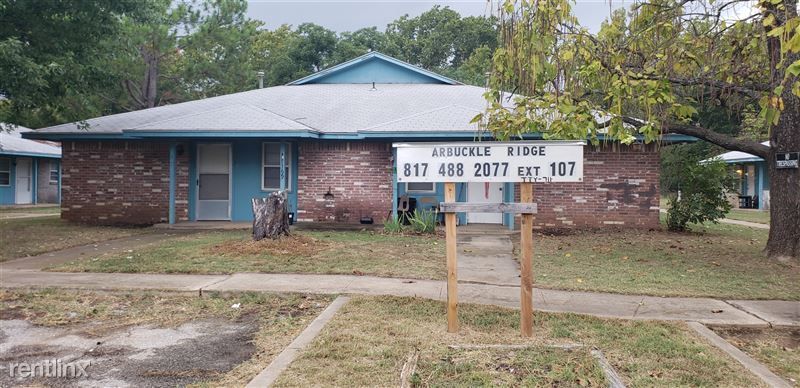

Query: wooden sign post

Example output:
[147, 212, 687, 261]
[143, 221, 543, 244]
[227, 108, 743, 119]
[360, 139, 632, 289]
[519, 182, 534, 337]
[393, 141, 584, 338]
[444, 182, 458, 332]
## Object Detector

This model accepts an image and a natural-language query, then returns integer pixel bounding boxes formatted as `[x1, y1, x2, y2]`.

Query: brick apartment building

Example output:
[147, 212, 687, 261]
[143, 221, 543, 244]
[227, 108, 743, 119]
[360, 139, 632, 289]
[26, 52, 688, 229]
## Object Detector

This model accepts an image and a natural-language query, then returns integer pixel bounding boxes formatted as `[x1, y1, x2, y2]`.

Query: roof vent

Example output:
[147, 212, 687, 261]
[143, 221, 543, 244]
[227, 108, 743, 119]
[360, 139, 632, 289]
[257, 71, 265, 89]
[369, 82, 376, 91]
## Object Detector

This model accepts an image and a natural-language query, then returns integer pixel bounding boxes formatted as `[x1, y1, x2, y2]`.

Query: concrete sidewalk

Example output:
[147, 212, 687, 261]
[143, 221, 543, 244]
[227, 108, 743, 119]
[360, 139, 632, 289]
[719, 218, 770, 229]
[2, 270, 797, 327]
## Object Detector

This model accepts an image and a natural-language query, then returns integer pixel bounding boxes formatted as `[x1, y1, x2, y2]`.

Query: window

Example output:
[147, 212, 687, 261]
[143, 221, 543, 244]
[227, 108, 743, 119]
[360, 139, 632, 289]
[406, 182, 435, 193]
[0, 158, 9, 186]
[262, 143, 291, 190]
[49, 161, 59, 185]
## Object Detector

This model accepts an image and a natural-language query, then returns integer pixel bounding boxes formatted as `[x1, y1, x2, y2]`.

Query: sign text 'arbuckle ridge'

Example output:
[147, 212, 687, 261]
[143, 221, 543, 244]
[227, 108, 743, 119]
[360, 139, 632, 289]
[394, 141, 585, 183]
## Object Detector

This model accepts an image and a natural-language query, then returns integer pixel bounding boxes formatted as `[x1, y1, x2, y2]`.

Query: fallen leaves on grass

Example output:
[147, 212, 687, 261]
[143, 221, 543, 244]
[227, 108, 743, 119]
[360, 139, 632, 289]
[205, 234, 329, 257]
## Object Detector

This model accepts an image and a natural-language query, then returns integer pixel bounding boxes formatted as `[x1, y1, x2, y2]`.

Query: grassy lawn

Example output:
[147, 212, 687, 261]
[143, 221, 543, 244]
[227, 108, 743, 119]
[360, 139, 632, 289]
[659, 197, 770, 224]
[274, 296, 763, 387]
[0, 217, 150, 261]
[49, 218, 798, 300]
[713, 326, 800, 385]
[0, 289, 332, 386]
[0, 205, 60, 218]
[522, 218, 798, 300]
[725, 209, 771, 224]
[50, 230, 445, 280]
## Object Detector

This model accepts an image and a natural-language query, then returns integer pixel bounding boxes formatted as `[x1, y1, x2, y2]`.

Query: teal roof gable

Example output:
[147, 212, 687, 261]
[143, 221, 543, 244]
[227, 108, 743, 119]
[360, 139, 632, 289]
[288, 52, 460, 85]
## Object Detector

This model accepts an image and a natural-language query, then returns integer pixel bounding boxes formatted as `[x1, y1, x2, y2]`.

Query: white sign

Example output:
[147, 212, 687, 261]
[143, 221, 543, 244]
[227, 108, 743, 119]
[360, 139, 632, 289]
[394, 141, 585, 183]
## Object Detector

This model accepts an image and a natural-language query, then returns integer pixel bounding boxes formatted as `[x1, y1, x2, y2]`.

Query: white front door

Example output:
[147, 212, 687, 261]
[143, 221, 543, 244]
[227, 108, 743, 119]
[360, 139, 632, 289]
[466, 182, 503, 224]
[197, 144, 231, 220]
[15, 158, 33, 204]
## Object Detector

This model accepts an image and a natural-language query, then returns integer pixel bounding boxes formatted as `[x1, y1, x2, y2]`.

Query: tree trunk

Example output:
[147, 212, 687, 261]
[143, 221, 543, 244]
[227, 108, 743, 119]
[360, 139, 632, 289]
[764, 0, 800, 262]
[252, 191, 290, 241]
[765, 74, 800, 262]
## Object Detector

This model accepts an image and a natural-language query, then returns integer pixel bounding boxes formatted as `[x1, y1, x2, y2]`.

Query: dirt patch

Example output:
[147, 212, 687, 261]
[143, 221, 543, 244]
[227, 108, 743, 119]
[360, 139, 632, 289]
[205, 234, 330, 257]
[715, 326, 800, 350]
[0, 317, 258, 387]
[713, 326, 800, 385]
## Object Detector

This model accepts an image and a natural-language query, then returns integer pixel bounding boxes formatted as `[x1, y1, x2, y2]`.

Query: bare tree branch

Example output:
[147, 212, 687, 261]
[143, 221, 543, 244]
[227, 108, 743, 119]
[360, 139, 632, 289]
[616, 115, 770, 157]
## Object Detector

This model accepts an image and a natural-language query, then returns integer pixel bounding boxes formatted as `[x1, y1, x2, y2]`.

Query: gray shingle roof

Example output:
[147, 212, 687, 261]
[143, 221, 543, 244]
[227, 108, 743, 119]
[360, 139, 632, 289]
[0, 124, 61, 157]
[33, 84, 492, 135]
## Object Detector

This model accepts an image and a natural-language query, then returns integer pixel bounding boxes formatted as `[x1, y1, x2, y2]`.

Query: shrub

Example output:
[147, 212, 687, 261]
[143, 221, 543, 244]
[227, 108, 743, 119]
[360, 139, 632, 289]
[384, 215, 405, 233]
[666, 158, 736, 231]
[407, 209, 438, 234]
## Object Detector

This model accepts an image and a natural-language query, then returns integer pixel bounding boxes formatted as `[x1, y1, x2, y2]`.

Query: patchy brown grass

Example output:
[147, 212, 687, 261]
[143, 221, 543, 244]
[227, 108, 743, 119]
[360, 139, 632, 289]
[713, 326, 800, 385]
[0, 289, 333, 386]
[0, 216, 149, 261]
[513, 219, 798, 300]
[206, 234, 328, 257]
[274, 296, 764, 387]
[50, 230, 446, 280]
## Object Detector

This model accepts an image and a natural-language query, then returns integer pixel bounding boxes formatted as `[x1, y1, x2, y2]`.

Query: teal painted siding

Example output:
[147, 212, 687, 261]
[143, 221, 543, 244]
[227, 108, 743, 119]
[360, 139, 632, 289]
[230, 141, 298, 222]
[188, 143, 197, 221]
[188, 140, 298, 222]
[306, 57, 449, 84]
[397, 182, 467, 225]
[0, 155, 15, 205]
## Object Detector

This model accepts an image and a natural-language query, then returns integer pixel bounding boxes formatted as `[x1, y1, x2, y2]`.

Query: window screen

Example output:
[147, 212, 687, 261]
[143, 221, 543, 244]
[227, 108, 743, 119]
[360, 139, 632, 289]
[263, 143, 290, 190]
[49, 161, 59, 184]
[0, 158, 9, 186]
[199, 174, 229, 200]
[406, 182, 435, 192]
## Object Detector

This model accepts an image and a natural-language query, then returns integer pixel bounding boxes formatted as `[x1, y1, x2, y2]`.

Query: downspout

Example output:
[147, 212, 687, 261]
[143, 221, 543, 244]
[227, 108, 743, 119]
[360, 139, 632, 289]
[169, 143, 177, 224]
[32, 158, 38, 204]
[280, 143, 286, 190]
[392, 147, 398, 219]
[57, 160, 62, 205]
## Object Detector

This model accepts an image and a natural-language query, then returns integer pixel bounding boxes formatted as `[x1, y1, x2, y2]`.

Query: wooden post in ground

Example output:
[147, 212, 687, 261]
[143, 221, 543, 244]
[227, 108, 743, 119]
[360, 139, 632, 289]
[519, 182, 534, 337]
[444, 182, 459, 333]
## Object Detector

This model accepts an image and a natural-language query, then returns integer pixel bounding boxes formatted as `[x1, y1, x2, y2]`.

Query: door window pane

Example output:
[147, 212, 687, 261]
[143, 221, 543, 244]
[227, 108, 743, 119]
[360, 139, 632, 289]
[199, 174, 229, 200]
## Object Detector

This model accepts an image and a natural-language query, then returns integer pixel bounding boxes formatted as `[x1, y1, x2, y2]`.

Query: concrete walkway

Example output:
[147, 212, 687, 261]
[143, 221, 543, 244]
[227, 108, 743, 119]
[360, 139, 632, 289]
[719, 218, 770, 229]
[3, 270, 797, 327]
[457, 229, 520, 286]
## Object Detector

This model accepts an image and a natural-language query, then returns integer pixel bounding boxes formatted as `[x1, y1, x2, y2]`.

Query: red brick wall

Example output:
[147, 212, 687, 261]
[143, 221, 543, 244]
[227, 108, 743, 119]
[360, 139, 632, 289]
[60, 141, 189, 225]
[514, 143, 660, 229]
[296, 141, 392, 223]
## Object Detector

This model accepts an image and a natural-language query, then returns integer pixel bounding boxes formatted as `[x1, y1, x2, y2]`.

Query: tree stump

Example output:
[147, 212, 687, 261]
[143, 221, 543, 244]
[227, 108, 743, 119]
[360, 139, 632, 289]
[252, 191, 290, 241]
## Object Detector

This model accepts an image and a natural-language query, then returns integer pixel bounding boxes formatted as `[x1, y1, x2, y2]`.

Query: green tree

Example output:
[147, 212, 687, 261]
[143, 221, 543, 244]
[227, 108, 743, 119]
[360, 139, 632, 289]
[173, 0, 262, 99]
[0, 0, 147, 127]
[289, 23, 338, 75]
[115, 0, 195, 110]
[385, 6, 497, 70]
[249, 25, 301, 86]
[482, 0, 800, 261]
[332, 27, 388, 64]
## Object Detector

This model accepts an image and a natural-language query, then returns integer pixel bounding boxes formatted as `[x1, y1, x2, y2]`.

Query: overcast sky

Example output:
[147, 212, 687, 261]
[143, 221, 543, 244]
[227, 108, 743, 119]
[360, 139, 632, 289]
[246, 0, 633, 33]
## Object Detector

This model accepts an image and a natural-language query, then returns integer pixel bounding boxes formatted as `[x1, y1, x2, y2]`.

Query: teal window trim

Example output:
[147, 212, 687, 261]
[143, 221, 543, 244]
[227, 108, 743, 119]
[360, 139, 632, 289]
[262, 142, 292, 191]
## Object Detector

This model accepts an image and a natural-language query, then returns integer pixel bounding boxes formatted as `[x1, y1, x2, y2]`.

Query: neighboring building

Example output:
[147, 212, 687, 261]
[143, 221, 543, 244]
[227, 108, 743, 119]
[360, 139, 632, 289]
[0, 124, 61, 205]
[25, 52, 691, 228]
[708, 141, 770, 210]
